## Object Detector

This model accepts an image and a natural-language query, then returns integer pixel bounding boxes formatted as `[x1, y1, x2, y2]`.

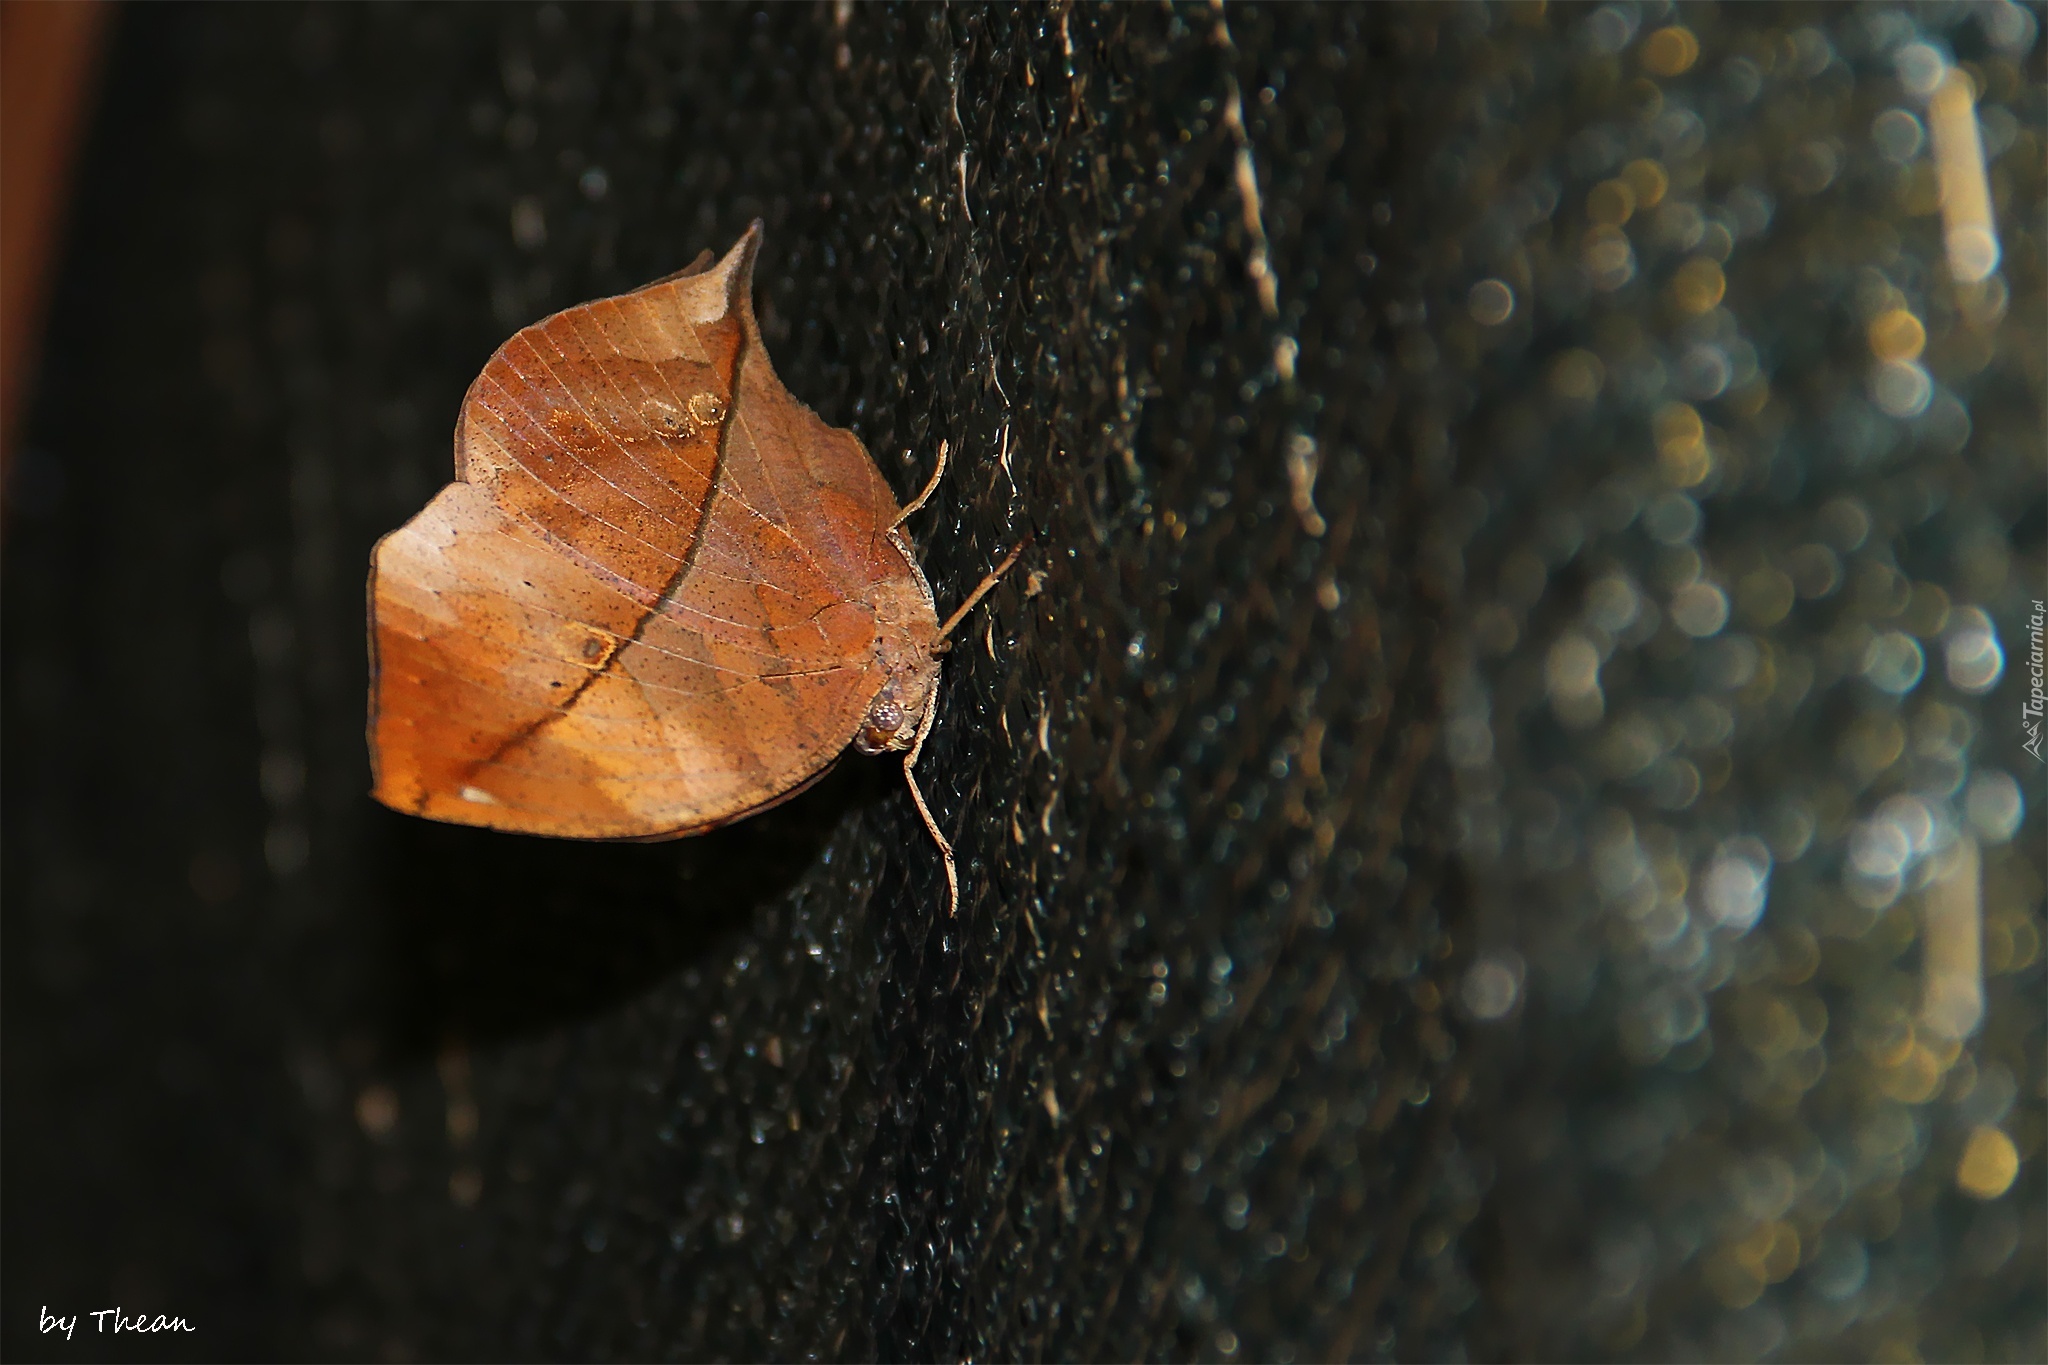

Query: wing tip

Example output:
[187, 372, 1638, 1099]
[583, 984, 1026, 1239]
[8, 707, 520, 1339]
[716, 220, 764, 300]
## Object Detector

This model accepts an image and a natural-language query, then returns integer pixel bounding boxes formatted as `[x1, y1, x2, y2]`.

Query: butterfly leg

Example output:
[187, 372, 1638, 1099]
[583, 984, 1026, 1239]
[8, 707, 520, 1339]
[934, 534, 1031, 645]
[889, 438, 951, 531]
[900, 686, 959, 917]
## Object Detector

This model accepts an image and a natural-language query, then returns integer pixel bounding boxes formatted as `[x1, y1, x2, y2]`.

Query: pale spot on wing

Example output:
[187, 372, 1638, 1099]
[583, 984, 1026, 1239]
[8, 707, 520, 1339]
[588, 292, 713, 365]
[459, 785, 500, 805]
[638, 291, 711, 363]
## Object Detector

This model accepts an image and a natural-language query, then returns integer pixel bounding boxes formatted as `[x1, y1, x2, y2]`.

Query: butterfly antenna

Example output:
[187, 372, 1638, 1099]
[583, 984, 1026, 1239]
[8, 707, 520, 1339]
[901, 692, 959, 917]
[935, 534, 1031, 644]
[889, 439, 950, 531]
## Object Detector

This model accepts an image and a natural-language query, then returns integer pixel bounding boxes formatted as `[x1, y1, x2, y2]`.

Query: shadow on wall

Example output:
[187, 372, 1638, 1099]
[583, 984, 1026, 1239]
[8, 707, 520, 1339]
[373, 755, 893, 1051]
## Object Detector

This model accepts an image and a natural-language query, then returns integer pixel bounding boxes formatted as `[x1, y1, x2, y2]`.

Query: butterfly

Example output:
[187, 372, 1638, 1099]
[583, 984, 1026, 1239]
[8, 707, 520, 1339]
[367, 222, 1017, 912]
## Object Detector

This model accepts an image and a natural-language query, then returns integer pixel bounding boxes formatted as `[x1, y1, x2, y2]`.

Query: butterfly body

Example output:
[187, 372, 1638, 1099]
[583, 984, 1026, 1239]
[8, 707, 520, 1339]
[852, 556, 943, 756]
[367, 223, 944, 841]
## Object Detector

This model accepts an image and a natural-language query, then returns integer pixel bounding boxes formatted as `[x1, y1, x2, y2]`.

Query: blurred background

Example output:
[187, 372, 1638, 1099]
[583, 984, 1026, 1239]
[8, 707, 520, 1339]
[3, 3, 2041, 1361]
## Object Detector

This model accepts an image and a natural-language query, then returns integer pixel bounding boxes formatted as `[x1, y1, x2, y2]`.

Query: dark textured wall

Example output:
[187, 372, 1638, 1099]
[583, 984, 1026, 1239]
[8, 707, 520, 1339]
[4, 4, 2041, 1362]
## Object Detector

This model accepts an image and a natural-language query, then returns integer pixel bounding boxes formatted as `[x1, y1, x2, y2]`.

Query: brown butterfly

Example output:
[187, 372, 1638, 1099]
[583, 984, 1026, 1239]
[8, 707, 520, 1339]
[366, 222, 1016, 912]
